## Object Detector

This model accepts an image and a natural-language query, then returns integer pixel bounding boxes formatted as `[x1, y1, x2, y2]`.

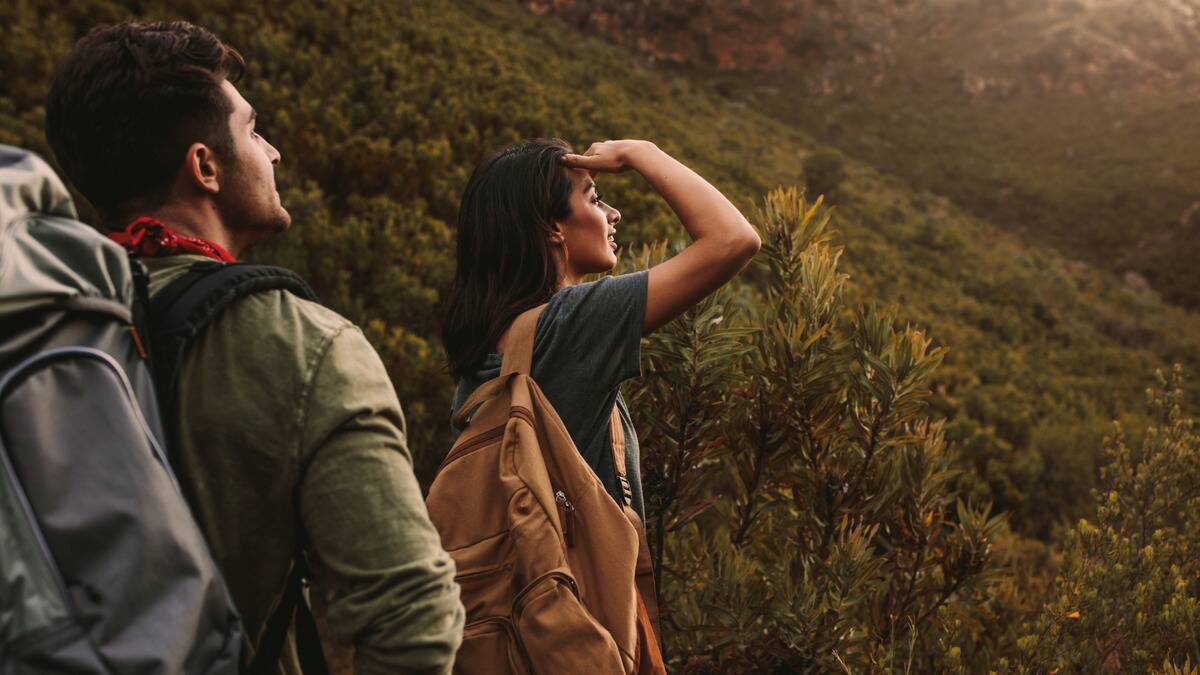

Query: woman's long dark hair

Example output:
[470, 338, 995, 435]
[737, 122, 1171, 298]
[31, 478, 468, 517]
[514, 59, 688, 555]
[442, 138, 575, 378]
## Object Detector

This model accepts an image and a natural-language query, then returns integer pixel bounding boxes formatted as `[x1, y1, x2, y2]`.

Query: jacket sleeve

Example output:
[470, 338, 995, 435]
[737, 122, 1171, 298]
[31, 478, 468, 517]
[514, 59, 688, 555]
[296, 324, 463, 674]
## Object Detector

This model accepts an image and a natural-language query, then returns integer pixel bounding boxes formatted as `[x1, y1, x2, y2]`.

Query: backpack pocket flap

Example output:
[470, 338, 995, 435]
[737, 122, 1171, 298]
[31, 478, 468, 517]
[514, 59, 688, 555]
[429, 424, 510, 551]
[512, 571, 631, 675]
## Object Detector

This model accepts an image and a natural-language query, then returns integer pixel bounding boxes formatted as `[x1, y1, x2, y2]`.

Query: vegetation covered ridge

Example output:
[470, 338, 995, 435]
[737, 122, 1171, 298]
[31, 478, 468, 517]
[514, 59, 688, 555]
[531, 0, 1200, 310]
[3, 0, 1200, 666]
[3, 0, 1198, 540]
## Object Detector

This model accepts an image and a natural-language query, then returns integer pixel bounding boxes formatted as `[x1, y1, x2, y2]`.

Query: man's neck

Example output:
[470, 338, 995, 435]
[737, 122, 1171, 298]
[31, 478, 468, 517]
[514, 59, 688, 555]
[141, 202, 243, 258]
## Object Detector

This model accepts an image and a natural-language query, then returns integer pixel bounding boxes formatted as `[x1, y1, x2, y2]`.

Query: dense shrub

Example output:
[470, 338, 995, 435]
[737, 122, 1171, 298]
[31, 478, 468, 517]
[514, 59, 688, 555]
[1018, 366, 1200, 672]
[628, 188, 1006, 670]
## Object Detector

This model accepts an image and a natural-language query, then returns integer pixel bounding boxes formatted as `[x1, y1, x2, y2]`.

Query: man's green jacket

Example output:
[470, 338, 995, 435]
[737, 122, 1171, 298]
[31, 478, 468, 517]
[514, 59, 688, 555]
[144, 254, 463, 674]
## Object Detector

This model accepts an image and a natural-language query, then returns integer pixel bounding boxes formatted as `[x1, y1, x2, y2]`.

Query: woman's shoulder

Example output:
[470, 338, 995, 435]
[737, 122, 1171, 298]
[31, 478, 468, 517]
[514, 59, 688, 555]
[542, 271, 648, 327]
[534, 271, 648, 384]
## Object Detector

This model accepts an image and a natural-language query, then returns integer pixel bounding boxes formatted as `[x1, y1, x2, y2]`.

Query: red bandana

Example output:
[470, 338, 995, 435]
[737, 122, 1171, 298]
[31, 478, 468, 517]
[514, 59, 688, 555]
[108, 217, 238, 263]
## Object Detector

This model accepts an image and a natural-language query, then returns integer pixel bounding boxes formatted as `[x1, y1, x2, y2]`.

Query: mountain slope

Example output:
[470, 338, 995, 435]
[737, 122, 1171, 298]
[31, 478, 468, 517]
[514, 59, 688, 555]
[527, 0, 1200, 309]
[1, 0, 1198, 537]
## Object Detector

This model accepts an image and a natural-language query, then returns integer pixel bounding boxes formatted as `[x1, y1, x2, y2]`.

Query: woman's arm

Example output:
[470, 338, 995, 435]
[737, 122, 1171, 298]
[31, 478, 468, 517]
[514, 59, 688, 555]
[563, 140, 760, 335]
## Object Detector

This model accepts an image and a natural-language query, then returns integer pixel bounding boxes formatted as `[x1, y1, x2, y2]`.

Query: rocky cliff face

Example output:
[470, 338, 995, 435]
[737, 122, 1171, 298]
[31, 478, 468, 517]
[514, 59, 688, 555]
[524, 0, 902, 74]
[524, 0, 1200, 97]
[918, 0, 1200, 98]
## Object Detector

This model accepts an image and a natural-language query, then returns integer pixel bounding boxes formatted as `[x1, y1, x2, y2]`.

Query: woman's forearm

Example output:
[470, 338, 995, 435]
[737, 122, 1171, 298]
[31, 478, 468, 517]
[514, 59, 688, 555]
[627, 142, 758, 248]
[561, 138, 761, 334]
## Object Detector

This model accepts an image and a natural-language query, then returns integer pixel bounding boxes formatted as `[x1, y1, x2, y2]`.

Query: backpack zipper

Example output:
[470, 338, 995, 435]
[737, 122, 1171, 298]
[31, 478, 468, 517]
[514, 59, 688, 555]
[439, 424, 505, 471]
[555, 490, 575, 547]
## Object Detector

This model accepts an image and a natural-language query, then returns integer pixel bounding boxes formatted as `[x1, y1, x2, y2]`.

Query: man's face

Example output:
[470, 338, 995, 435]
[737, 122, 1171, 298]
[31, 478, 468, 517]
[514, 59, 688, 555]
[214, 80, 290, 239]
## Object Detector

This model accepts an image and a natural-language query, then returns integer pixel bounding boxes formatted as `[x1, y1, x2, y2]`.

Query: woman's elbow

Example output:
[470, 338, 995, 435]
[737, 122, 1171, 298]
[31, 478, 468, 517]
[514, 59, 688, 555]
[733, 225, 762, 264]
[699, 221, 760, 271]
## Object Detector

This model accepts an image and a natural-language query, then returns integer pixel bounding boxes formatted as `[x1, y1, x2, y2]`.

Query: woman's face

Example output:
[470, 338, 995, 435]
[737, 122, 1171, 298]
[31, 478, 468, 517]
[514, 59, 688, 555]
[554, 167, 621, 285]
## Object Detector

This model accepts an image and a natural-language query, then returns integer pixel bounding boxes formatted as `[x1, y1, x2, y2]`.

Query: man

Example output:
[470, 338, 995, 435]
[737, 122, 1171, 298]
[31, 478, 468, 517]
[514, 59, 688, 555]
[44, 21, 463, 673]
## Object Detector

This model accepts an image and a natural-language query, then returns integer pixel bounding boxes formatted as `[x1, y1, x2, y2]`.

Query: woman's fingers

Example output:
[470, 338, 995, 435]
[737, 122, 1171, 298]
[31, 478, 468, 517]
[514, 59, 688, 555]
[561, 153, 596, 167]
[562, 140, 638, 173]
[562, 142, 605, 167]
[562, 152, 615, 172]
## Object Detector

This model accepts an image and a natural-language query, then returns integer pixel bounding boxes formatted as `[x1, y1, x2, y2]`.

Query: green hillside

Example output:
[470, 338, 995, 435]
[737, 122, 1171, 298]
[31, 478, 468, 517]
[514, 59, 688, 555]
[3, 0, 1197, 535]
[3, 0, 1200, 666]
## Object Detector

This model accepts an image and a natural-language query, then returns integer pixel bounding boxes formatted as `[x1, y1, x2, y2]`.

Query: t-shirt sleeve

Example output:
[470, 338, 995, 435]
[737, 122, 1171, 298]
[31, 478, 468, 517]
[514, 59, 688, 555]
[539, 270, 648, 391]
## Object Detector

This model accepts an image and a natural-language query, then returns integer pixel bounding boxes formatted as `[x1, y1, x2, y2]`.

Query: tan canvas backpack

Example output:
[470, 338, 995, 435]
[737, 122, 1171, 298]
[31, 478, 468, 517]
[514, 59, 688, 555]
[427, 305, 664, 674]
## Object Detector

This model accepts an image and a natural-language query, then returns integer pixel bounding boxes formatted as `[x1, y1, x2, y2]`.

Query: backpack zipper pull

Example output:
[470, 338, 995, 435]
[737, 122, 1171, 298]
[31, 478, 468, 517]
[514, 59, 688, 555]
[555, 490, 575, 547]
[127, 323, 148, 360]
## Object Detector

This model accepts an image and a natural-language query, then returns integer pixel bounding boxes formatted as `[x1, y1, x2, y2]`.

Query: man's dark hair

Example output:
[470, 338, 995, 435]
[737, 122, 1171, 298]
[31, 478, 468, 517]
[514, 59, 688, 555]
[45, 21, 245, 225]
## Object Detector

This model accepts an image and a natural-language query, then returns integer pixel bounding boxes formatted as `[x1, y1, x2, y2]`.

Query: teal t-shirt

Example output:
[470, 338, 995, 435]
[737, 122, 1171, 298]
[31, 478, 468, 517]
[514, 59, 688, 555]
[450, 271, 648, 518]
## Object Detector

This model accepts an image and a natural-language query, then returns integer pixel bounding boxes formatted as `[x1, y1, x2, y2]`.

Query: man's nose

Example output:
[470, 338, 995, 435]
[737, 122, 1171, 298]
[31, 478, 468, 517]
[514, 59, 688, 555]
[265, 139, 281, 165]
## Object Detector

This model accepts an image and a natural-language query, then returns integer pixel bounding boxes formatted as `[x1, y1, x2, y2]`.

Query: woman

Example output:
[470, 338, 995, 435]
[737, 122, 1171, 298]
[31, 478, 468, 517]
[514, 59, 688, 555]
[441, 138, 759, 669]
[445, 137, 759, 505]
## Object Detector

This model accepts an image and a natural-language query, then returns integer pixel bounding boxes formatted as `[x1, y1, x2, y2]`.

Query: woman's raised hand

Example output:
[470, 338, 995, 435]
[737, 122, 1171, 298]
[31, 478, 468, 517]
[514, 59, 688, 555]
[561, 140, 654, 174]
[568, 141, 760, 336]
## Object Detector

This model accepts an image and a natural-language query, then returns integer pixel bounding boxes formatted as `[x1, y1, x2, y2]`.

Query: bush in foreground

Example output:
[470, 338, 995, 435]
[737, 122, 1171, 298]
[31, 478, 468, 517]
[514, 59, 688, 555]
[629, 187, 1005, 671]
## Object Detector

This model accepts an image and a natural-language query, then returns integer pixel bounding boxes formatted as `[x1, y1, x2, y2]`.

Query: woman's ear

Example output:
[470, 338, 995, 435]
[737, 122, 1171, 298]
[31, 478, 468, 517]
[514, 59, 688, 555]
[548, 221, 566, 245]
[183, 142, 221, 195]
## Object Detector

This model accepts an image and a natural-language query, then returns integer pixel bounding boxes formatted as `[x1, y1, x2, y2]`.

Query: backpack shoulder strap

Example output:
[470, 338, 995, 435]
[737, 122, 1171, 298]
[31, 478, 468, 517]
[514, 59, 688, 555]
[609, 407, 633, 506]
[610, 404, 665, 659]
[150, 261, 317, 351]
[499, 304, 548, 376]
[452, 304, 548, 428]
[249, 552, 329, 675]
[147, 261, 318, 412]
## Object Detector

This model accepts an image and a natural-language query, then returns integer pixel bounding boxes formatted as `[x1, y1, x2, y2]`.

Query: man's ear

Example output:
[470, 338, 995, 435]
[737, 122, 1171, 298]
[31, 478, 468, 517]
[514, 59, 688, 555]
[183, 143, 221, 195]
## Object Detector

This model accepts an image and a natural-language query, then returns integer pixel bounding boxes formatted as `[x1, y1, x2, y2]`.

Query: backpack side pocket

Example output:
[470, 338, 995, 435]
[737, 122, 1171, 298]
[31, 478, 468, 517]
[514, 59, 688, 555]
[512, 570, 629, 675]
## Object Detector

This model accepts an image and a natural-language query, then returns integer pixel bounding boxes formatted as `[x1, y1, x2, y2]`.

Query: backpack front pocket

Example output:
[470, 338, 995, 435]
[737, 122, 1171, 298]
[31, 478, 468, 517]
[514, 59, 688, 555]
[455, 617, 527, 675]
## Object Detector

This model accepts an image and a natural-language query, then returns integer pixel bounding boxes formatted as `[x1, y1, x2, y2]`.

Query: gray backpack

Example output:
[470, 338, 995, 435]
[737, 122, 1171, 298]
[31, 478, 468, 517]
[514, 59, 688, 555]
[0, 145, 242, 674]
